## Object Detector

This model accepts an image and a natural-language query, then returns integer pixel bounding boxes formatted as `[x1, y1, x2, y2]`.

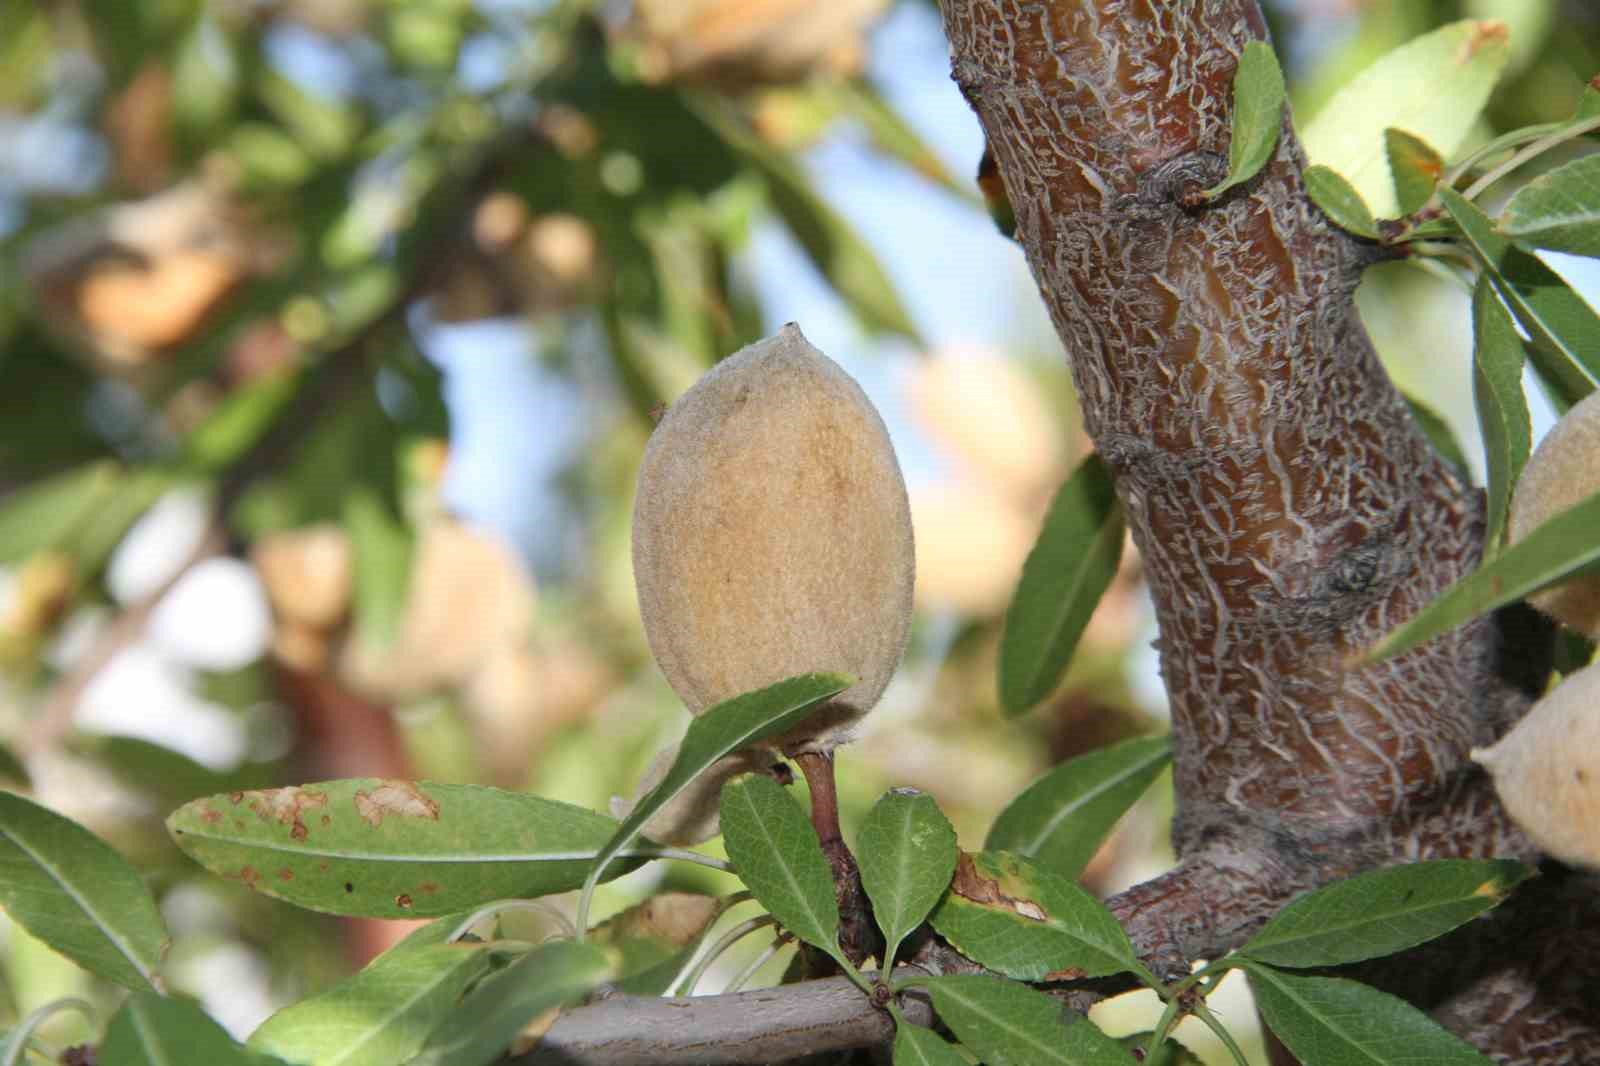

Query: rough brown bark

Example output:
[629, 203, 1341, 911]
[940, 0, 1600, 1060]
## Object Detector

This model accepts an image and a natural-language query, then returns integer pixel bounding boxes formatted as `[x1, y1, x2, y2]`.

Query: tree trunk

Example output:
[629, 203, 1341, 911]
[939, 1, 1600, 1060]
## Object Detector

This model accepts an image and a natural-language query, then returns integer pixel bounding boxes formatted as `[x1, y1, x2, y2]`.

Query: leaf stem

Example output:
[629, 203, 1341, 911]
[1460, 115, 1600, 202]
[679, 915, 777, 995]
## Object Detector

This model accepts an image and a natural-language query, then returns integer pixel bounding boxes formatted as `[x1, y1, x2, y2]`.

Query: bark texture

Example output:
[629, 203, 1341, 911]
[940, 0, 1600, 1060]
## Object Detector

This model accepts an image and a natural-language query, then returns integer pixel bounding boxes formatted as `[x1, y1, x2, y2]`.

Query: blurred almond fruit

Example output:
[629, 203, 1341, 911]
[1508, 388, 1600, 638]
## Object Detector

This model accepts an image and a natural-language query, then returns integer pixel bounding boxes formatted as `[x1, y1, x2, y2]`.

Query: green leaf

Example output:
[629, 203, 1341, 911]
[1500, 153, 1600, 258]
[832, 80, 971, 202]
[248, 919, 490, 1066]
[1301, 19, 1510, 218]
[343, 490, 413, 649]
[404, 939, 614, 1066]
[0, 746, 29, 788]
[1439, 186, 1600, 405]
[1240, 859, 1532, 968]
[999, 453, 1125, 714]
[0, 462, 119, 566]
[1118, 1032, 1204, 1065]
[857, 789, 958, 970]
[1384, 129, 1444, 215]
[927, 975, 1129, 1066]
[1305, 166, 1379, 238]
[719, 774, 842, 962]
[985, 736, 1172, 881]
[1244, 964, 1495, 1066]
[0, 791, 168, 993]
[894, 1021, 969, 1066]
[101, 992, 269, 1065]
[929, 851, 1143, 982]
[590, 893, 720, 996]
[1361, 486, 1600, 663]
[1580, 81, 1600, 123]
[1400, 392, 1471, 474]
[578, 673, 850, 926]
[184, 371, 302, 472]
[691, 97, 922, 343]
[1471, 278, 1532, 551]
[1204, 41, 1286, 199]
[167, 780, 644, 918]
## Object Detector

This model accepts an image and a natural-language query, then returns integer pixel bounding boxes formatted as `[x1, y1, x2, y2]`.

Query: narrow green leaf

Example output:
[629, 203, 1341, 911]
[1204, 41, 1286, 198]
[1472, 278, 1532, 550]
[184, 371, 302, 472]
[1384, 129, 1443, 215]
[1400, 392, 1471, 474]
[1500, 154, 1600, 257]
[1119, 1032, 1204, 1065]
[343, 490, 413, 649]
[0, 463, 119, 566]
[927, 975, 1129, 1066]
[101, 992, 268, 1065]
[857, 789, 958, 970]
[168, 780, 643, 918]
[578, 673, 849, 926]
[0, 999, 92, 1066]
[832, 80, 971, 201]
[929, 851, 1141, 982]
[1580, 81, 1600, 123]
[1301, 19, 1510, 217]
[1241, 859, 1532, 968]
[691, 97, 922, 343]
[999, 453, 1125, 715]
[985, 736, 1171, 880]
[1244, 964, 1495, 1065]
[1361, 486, 1600, 662]
[719, 774, 841, 962]
[0, 791, 168, 993]
[404, 939, 614, 1066]
[248, 919, 490, 1066]
[1305, 166, 1379, 238]
[894, 1021, 969, 1066]
[1439, 186, 1600, 405]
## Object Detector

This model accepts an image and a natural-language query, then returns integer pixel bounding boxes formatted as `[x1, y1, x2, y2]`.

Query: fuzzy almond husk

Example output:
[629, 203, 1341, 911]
[631, 323, 914, 754]
[1473, 659, 1600, 869]
[1508, 388, 1600, 638]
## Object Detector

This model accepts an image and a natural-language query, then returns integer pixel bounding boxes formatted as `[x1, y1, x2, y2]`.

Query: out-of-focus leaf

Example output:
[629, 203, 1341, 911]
[0, 791, 168, 993]
[1245, 964, 1495, 1066]
[577, 673, 850, 924]
[1439, 187, 1600, 405]
[590, 893, 720, 996]
[1401, 392, 1471, 474]
[167, 779, 644, 918]
[985, 736, 1171, 880]
[67, 469, 177, 580]
[1471, 278, 1531, 550]
[0, 746, 27, 787]
[1301, 19, 1510, 218]
[257, 69, 361, 160]
[831, 80, 970, 201]
[343, 489, 413, 649]
[226, 123, 315, 189]
[184, 372, 302, 473]
[1384, 129, 1443, 215]
[1305, 166, 1379, 238]
[856, 789, 957, 969]
[89, 737, 271, 809]
[0, 462, 119, 566]
[1500, 154, 1600, 258]
[101, 992, 270, 1065]
[692, 98, 922, 342]
[1240, 860, 1532, 968]
[404, 939, 614, 1066]
[720, 774, 843, 964]
[1204, 41, 1286, 199]
[1360, 487, 1600, 663]
[999, 453, 1124, 714]
[172, 16, 238, 139]
[249, 919, 489, 1066]
[926, 975, 1129, 1066]
[928, 851, 1145, 983]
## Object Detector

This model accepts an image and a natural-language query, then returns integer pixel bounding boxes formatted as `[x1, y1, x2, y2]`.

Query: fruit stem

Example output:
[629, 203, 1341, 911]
[793, 750, 881, 968]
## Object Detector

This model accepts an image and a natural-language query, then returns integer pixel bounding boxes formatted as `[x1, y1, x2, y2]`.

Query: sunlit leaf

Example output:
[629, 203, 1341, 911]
[1359, 487, 1600, 663]
[1204, 41, 1286, 199]
[1240, 859, 1532, 968]
[405, 940, 614, 1066]
[985, 736, 1171, 881]
[1471, 278, 1532, 550]
[857, 789, 958, 969]
[929, 851, 1144, 983]
[720, 773, 842, 963]
[1439, 187, 1600, 405]
[0, 791, 168, 993]
[1245, 964, 1495, 1066]
[1384, 129, 1443, 215]
[927, 975, 1129, 1066]
[1305, 166, 1379, 238]
[1301, 19, 1510, 217]
[168, 779, 644, 918]
[0, 462, 119, 566]
[1500, 154, 1600, 258]
[999, 453, 1125, 715]
[1401, 392, 1471, 474]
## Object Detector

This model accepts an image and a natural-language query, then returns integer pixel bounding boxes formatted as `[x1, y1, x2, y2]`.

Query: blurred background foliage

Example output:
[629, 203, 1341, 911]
[0, 0, 1595, 1059]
